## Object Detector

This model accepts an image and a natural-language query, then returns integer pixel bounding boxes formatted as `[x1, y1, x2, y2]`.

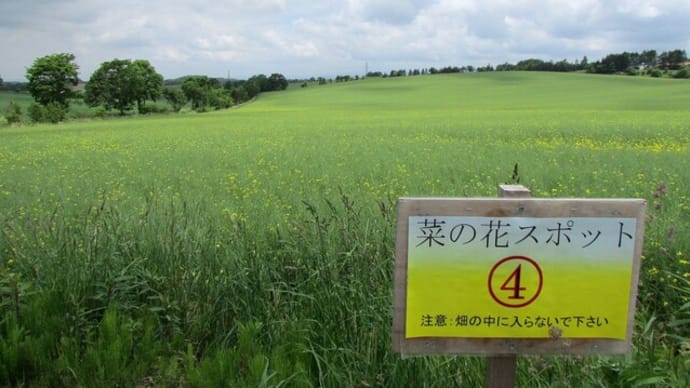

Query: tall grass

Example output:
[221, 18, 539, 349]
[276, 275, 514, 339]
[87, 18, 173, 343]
[1, 72, 690, 386]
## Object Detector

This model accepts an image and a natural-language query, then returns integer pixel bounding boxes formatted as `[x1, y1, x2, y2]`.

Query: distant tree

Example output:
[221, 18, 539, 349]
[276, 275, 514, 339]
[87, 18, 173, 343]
[248, 74, 269, 92]
[659, 49, 687, 70]
[245, 79, 261, 98]
[0, 75, 3, 89]
[26, 53, 79, 109]
[86, 59, 133, 114]
[28, 101, 65, 123]
[496, 62, 516, 71]
[230, 85, 249, 103]
[267, 73, 288, 91]
[85, 59, 163, 114]
[130, 60, 163, 112]
[3, 101, 22, 124]
[208, 88, 232, 109]
[593, 53, 631, 74]
[581, 56, 588, 68]
[181, 76, 212, 110]
[208, 78, 223, 89]
[178, 76, 232, 111]
[639, 50, 657, 68]
[162, 87, 187, 112]
[673, 67, 690, 79]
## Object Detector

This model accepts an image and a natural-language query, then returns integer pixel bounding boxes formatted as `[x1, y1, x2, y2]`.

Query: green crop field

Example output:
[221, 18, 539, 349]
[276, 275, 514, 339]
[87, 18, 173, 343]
[1, 72, 690, 386]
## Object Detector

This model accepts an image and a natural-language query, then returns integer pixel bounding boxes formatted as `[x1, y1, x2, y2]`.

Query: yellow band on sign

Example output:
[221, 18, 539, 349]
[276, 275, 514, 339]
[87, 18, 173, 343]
[405, 216, 636, 339]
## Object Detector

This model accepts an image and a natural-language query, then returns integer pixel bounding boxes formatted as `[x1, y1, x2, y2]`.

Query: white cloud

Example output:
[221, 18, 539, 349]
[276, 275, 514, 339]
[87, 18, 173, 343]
[617, 1, 661, 18]
[1, 0, 689, 81]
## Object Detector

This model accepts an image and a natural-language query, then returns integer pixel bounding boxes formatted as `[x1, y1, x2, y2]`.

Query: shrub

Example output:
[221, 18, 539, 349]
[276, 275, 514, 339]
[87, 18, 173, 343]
[43, 102, 66, 123]
[673, 67, 690, 79]
[209, 89, 232, 110]
[138, 103, 170, 115]
[28, 103, 44, 123]
[4, 101, 22, 124]
[625, 67, 639, 76]
[649, 68, 663, 78]
[94, 107, 107, 118]
[28, 102, 66, 123]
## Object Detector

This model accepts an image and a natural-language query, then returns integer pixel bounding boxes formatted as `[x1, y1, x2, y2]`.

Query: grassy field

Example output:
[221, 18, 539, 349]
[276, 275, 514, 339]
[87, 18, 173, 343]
[1, 72, 690, 386]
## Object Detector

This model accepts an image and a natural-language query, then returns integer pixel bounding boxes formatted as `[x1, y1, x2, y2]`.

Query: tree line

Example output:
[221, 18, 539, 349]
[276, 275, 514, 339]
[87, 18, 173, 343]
[13, 53, 289, 123]
[4, 48, 688, 124]
[358, 49, 688, 80]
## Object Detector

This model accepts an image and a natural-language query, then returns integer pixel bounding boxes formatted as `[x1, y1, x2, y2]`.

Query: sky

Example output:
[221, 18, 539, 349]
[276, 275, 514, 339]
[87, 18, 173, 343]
[1, 0, 690, 81]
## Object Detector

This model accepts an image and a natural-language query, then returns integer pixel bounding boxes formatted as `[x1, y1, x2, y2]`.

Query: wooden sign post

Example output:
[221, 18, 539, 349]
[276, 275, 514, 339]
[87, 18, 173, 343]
[392, 185, 646, 387]
[487, 185, 530, 388]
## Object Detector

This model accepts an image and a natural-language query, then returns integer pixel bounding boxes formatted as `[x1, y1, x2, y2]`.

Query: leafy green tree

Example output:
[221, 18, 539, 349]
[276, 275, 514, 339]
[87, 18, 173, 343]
[659, 49, 688, 70]
[248, 74, 268, 92]
[3, 101, 22, 124]
[230, 86, 249, 104]
[601, 53, 631, 73]
[640, 50, 657, 68]
[85, 59, 136, 114]
[673, 67, 690, 79]
[181, 76, 212, 110]
[179, 77, 233, 111]
[162, 87, 187, 112]
[267, 73, 288, 91]
[245, 80, 261, 99]
[25, 53, 79, 108]
[85, 59, 163, 115]
[649, 68, 662, 78]
[130, 60, 163, 112]
[209, 88, 232, 109]
[28, 102, 66, 123]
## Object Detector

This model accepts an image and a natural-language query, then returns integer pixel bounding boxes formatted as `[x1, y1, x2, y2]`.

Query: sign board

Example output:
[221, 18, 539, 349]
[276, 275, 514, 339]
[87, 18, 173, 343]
[393, 197, 646, 356]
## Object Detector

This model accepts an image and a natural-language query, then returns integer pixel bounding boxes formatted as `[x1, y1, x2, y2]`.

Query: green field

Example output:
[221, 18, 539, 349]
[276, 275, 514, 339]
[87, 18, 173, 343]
[1, 72, 690, 386]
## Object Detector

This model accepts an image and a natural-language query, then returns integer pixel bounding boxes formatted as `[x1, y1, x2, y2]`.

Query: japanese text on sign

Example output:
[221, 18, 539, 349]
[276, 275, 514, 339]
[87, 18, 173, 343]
[415, 217, 634, 250]
[405, 216, 637, 339]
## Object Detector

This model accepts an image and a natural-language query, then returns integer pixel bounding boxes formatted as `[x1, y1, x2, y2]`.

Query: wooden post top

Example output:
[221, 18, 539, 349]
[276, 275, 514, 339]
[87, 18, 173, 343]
[498, 184, 531, 198]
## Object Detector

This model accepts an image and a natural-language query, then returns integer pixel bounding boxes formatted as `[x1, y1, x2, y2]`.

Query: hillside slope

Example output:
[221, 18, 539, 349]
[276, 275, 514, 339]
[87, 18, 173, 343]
[250, 72, 690, 112]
